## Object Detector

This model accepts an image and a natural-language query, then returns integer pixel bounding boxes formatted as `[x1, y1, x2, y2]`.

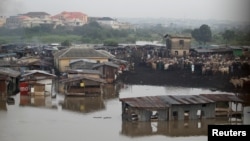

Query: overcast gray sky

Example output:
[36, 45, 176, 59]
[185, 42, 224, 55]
[1, 0, 250, 22]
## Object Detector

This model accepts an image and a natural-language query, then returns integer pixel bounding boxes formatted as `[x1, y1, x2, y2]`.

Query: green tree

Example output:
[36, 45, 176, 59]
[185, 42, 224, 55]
[103, 39, 118, 46]
[199, 24, 212, 45]
[191, 28, 201, 44]
[191, 24, 212, 46]
[222, 30, 235, 46]
[61, 40, 72, 47]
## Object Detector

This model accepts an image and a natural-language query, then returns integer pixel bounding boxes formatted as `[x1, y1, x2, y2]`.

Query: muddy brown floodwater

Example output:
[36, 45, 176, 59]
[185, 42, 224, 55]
[1, 84, 250, 141]
[1, 62, 250, 141]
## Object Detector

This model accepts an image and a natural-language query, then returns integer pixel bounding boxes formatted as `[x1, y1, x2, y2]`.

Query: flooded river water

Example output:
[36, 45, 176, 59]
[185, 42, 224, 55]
[1, 84, 249, 141]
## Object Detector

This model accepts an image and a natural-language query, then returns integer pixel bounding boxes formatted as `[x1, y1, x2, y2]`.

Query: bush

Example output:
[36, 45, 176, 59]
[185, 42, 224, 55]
[103, 39, 118, 46]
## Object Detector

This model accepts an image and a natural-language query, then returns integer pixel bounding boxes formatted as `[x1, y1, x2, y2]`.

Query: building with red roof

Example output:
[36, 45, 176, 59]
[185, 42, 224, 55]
[52, 11, 88, 26]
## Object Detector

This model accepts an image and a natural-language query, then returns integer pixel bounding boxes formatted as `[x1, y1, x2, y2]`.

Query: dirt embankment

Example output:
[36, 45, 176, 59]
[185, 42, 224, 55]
[118, 63, 249, 94]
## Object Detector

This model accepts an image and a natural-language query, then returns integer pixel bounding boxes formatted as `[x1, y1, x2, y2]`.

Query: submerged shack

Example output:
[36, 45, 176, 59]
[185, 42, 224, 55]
[119, 94, 243, 122]
[59, 75, 107, 96]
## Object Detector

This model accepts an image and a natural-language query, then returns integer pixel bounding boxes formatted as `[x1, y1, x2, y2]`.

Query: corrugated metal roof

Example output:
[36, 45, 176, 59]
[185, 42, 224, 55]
[55, 46, 109, 58]
[194, 49, 214, 53]
[0, 68, 21, 77]
[59, 75, 107, 84]
[160, 95, 213, 105]
[0, 53, 17, 58]
[92, 61, 119, 69]
[120, 94, 242, 108]
[29, 60, 53, 66]
[66, 69, 101, 75]
[70, 59, 97, 64]
[120, 96, 167, 109]
[22, 70, 56, 78]
[109, 58, 128, 64]
[96, 50, 115, 58]
[0, 60, 11, 66]
[200, 94, 243, 102]
[169, 36, 192, 39]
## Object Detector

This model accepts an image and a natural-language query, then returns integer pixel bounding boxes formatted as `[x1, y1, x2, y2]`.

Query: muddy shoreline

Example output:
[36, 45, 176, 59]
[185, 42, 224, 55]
[118, 63, 249, 94]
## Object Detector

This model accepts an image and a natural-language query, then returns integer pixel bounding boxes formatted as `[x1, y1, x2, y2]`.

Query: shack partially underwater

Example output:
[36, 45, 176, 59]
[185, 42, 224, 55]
[119, 94, 244, 122]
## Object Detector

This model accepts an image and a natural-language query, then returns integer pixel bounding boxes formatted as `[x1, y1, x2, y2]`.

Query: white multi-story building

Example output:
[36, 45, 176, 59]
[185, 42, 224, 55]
[90, 17, 133, 30]
[5, 12, 53, 29]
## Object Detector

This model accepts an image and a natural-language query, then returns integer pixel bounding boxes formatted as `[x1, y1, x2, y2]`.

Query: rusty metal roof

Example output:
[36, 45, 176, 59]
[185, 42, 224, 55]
[159, 95, 214, 105]
[119, 94, 243, 108]
[59, 75, 107, 84]
[119, 96, 167, 109]
[22, 70, 56, 78]
[0, 67, 21, 78]
[92, 61, 119, 69]
[66, 69, 101, 75]
[200, 94, 244, 102]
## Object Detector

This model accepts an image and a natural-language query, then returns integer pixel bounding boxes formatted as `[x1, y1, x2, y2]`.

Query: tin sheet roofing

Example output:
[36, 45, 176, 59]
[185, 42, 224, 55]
[0, 68, 21, 77]
[59, 75, 107, 84]
[55, 46, 109, 58]
[159, 95, 214, 105]
[120, 94, 242, 108]
[200, 94, 243, 102]
[120, 96, 167, 109]
[22, 70, 56, 78]
[92, 61, 119, 69]
[66, 69, 101, 75]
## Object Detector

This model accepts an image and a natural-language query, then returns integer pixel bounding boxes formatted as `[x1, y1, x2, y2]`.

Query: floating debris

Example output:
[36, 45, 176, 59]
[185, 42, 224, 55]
[93, 116, 102, 118]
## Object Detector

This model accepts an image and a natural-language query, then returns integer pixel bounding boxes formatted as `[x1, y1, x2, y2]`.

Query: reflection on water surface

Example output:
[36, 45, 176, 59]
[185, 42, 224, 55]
[1, 84, 249, 141]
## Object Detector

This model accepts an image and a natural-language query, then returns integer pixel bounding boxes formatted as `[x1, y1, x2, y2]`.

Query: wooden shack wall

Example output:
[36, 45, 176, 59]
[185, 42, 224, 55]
[0, 80, 7, 97]
[68, 73, 100, 79]
[59, 59, 70, 72]
[37, 79, 53, 94]
[169, 103, 216, 120]
[70, 61, 95, 69]
[158, 109, 168, 121]
[137, 109, 151, 121]
[11, 77, 19, 95]
[121, 103, 168, 122]
[121, 101, 217, 121]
